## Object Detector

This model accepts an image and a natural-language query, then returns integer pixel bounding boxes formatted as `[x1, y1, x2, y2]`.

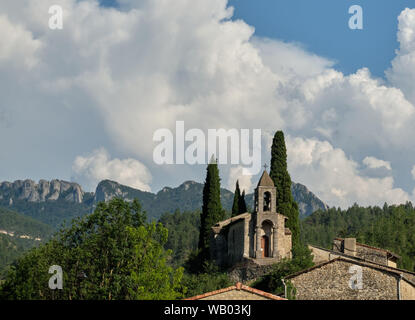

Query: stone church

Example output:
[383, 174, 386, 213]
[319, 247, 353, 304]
[210, 170, 292, 267]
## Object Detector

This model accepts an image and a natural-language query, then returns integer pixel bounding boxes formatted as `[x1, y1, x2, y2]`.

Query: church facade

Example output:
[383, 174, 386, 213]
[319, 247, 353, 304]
[210, 170, 292, 267]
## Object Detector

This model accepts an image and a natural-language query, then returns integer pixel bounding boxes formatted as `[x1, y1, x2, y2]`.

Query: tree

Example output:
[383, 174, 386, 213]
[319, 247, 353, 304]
[269, 131, 301, 254]
[239, 190, 247, 214]
[0, 198, 184, 300]
[198, 158, 224, 263]
[232, 181, 241, 217]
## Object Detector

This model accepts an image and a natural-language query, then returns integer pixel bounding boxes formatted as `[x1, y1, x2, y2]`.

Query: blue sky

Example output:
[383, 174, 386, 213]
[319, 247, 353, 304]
[228, 0, 414, 78]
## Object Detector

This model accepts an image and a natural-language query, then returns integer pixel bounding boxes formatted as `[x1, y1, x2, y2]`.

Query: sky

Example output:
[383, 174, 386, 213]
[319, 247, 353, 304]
[1, 0, 415, 209]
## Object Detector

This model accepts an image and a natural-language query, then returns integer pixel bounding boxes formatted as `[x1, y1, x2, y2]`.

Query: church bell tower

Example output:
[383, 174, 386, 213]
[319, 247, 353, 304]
[254, 169, 280, 259]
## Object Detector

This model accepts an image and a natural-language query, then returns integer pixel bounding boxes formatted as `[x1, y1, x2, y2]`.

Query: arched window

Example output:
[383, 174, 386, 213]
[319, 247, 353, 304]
[263, 191, 271, 211]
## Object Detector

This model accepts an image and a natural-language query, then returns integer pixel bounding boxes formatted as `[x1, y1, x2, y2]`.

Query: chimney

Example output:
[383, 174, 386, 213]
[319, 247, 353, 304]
[343, 238, 356, 256]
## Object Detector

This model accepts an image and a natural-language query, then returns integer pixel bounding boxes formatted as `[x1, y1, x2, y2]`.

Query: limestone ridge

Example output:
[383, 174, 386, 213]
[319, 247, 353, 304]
[0, 179, 328, 222]
[95, 179, 328, 221]
[0, 179, 85, 204]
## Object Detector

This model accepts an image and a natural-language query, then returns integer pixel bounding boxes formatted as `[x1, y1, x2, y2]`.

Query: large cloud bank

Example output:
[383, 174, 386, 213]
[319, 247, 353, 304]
[1, 1, 415, 207]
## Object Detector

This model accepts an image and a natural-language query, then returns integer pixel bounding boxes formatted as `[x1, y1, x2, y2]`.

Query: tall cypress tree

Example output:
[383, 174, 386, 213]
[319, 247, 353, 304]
[232, 181, 241, 217]
[239, 190, 247, 214]
[269, 131, 301, 253]
[198, 157, 224, 262]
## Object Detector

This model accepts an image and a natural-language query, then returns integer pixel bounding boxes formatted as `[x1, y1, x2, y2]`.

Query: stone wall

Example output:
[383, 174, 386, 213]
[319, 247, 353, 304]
[277, 215, 291, 259]
[228, 258, 276, 283]
[227, 220, 246, 265]
[289, 259, 400, 300]
[309, 245, 338, 264]
[401, 279, 415, 300]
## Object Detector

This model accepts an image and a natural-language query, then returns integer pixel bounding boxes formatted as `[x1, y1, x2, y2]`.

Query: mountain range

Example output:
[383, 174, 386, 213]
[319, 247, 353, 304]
[0, 178, 328, 228]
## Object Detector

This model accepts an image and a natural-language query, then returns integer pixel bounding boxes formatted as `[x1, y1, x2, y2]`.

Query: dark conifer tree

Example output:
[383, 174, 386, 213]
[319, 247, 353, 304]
[198, 157, 224, 262]
[232, 181, 241, 217]
[269, 131, 301, 254]
[239, 190, 247, 214]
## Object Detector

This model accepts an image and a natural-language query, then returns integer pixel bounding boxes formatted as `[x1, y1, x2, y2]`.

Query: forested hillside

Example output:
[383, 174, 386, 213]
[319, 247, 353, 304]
[0, 198, 94, 229]
[0, 207, 53, 238]
[301, 202, 415, 271]
[0, 207, 53, 277]
[159, 210, 201, 268]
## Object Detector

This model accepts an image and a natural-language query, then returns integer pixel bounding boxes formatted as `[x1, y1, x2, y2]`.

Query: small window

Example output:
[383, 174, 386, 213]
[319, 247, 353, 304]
[263, 191, 271, 211]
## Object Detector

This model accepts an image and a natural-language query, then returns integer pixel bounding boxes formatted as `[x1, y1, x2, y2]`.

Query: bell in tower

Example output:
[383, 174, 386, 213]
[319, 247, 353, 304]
[255, 169, 277, 214]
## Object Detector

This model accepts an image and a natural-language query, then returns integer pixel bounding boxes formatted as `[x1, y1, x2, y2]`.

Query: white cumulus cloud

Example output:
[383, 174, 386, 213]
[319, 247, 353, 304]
[363, 157, 392, 170]
[72, 148, 152, 191]
[227, 166, 253, 194]
[1, 1, 415, 208]
[286, 136, 411, 208]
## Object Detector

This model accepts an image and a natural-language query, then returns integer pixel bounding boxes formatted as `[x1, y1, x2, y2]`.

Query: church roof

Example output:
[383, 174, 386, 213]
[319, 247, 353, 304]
[257, 170, 274, 187]
[211, 212, 251, 233]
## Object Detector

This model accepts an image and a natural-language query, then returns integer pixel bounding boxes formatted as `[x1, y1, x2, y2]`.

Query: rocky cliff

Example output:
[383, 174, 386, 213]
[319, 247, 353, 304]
[0, 178, 328, 227]
[0, 179, 85, 203]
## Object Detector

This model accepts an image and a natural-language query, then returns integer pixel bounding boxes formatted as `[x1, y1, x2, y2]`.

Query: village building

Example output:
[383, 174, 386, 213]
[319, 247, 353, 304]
[209, 170, 292, 268]
[308, 238, 415, 279]
[284, 256, 415, 300]
[284, 238, 415, 300]
[184, 282, 285, 300]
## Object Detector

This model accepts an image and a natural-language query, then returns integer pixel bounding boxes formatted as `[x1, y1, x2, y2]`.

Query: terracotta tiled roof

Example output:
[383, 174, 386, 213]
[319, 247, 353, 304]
[184, 282, 286, 300]
[257, 170, 274, 187]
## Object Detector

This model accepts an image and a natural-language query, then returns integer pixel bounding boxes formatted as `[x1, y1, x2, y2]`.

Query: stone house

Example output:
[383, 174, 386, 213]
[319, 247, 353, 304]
[184, 282, 285, 300]
[332, 238, 400, 268]
[308, 238, 415, 282]
[284, 257, 415, 300]
[210, 170, 292, 268]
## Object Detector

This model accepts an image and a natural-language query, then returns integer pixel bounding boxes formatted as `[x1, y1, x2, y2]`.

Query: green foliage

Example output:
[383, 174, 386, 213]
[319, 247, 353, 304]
[285, 280, 297, 300]
[0, 207, 53, 238]
[159, 210, 200, 268]
[252, 247, 314, 296]
[181, 271, 232, 298]
[0, 198, 92, 229]
[232, 181, 248, 217]
[0, 198, 184, 300]
[198, 159, 225, 262]
[239, 190, 247, 214]
[232, 181, 241, 217]
[0, 207, 53, 277]
[269, 131, 301, 254]
[301, 202, 415, 271]
[0, 236, 39, 279]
